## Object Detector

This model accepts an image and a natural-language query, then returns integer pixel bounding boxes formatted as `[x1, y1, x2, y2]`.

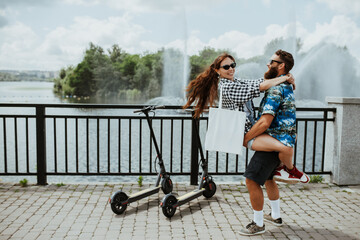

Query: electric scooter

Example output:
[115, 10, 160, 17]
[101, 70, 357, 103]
[109, 105, 173, 215]
[160, 110, 216, 218]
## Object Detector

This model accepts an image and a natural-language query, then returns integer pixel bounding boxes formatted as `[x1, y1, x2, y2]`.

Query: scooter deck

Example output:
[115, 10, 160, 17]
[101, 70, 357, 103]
[177, 188, 205, 206]
[128, 186, 161, 203]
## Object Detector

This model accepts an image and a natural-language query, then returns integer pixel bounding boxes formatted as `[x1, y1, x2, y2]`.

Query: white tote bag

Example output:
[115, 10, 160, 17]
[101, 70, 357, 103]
[204, 86, 246, 156]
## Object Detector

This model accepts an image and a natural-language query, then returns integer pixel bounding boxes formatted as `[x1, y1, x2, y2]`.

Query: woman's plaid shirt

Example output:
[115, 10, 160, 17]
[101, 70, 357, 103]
[218, 77, 264, 133]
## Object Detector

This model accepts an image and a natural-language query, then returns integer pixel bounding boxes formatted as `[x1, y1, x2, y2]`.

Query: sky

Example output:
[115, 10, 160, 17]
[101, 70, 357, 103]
[0, 0, 359, 71]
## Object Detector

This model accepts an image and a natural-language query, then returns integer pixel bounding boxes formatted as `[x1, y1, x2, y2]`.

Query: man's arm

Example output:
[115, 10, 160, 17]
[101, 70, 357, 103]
[243, 114, 274, 147]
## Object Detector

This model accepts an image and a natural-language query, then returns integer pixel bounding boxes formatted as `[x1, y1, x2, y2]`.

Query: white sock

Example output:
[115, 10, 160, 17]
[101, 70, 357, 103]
[270, 199, 281, 219]
[253, 210, 263, 227]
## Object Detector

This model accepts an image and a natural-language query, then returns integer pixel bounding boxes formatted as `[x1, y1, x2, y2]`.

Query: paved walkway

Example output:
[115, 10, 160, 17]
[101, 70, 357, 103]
[0, 180, 359, 240]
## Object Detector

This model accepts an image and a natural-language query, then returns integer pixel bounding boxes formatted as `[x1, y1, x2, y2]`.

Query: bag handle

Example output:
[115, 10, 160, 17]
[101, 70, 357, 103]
[219, 85, 223, 109]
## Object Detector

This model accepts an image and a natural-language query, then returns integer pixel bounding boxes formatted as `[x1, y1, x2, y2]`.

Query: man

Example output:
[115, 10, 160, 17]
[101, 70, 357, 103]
[239, 49, 300, 236]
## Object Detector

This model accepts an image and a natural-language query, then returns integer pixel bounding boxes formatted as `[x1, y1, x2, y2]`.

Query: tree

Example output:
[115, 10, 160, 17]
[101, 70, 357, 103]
[69, 61, 94, 96]
[132, 62, 151, 91]
[59, 68, 66, 79]
[108, 44, 127, 63]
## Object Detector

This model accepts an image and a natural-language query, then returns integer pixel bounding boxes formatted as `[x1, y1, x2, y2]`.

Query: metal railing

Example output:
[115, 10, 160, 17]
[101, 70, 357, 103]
[0, 103, 336, 185]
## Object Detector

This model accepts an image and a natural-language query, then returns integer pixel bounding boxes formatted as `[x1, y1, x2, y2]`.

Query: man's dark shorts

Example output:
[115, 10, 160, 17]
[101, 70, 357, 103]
[244, 151, 280, 186]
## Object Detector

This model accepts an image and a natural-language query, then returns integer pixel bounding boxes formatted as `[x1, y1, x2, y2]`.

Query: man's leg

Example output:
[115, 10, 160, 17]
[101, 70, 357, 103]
[246, 178, 264, 227]
[265, 179, 279, 200]
[239, 151, 280, 235]
[264, 179, 283, 226]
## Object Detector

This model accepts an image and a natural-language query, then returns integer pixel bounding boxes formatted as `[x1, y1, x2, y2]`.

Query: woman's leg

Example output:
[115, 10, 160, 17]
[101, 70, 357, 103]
[250, 134, 309, 183]
[250, 134, 294, 170]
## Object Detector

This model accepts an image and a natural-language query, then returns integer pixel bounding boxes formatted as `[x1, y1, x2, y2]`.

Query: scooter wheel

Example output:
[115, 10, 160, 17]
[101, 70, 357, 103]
[161, 194, 177, 218]
[110, 191, 128, 215]
[161, 177, 173, 194]
[203, 180, 216, 198]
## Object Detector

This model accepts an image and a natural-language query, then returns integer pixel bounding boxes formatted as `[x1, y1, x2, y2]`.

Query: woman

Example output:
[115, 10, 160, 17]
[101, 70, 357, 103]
[183, 53, 304, 182]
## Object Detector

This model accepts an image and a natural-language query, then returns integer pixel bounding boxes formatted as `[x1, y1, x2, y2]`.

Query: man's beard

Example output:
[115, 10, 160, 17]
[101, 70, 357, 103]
[264, 67, 278, 79]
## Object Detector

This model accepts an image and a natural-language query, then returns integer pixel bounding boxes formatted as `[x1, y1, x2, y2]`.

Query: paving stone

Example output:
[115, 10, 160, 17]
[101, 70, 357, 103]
[0, 182, 359, 239]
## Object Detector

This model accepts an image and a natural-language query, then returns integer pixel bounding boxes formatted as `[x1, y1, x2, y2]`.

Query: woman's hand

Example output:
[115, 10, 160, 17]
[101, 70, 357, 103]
[243, 139, 248, 148]
[286, 73, 296, 90]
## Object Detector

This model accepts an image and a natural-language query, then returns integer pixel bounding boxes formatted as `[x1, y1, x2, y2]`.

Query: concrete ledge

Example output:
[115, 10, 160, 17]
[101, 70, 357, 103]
[326, 97, 360, 104]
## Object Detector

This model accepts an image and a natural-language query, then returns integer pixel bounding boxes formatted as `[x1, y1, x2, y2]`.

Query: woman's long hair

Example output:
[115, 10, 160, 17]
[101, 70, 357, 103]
[183, 53, 235, 118]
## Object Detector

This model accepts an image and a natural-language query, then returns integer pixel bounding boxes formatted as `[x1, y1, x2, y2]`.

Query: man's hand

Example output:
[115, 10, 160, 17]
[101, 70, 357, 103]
[244, 114, 274, 146]
[286, 73, 295, 90]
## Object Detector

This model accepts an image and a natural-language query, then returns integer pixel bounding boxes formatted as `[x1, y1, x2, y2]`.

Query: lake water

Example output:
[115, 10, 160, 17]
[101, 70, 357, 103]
[0, 81, 61, 104]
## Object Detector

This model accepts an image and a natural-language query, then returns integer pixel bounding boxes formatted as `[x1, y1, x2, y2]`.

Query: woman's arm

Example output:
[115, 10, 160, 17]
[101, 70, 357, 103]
[259, 73, 295, 91]
[221, 78, 263, 106]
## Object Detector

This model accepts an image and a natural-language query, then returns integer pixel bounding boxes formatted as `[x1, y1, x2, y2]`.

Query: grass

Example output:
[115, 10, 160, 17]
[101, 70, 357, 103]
[56, 183, 65, 187]
[137, 176, 143, 187]
[309, 175, 324, 183]
[19, 179, 28, 187]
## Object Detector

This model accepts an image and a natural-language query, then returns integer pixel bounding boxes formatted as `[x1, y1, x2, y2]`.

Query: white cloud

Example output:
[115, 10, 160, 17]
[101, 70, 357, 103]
[317, 0, 360, 15]
[301, 15, 360, 60]
[0, 14, 150, 70]
[62, 0, 217, 13]
[1, 2, 360, 71]
[262, 0, 271, 7]
[181, 22, 308, 59]
[0, 22, 42, 69]
[179, 15, 360, 63]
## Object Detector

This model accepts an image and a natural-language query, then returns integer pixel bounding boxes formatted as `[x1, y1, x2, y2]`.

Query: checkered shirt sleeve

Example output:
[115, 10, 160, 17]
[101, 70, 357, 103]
[218, 78, 263, 110]
[218, 77, 264, 132]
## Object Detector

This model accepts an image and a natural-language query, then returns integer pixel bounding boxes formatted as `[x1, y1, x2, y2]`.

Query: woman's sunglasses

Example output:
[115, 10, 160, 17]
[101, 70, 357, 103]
[220, 62, 236, 70]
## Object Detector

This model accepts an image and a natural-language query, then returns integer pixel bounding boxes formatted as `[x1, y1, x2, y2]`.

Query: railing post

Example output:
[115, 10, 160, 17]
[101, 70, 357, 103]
[36, 106, 47, 185]
[190, 117, 199, 185]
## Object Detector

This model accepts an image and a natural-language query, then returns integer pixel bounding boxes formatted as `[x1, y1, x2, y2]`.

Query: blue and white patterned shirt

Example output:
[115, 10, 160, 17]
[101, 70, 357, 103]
[257, 82, 296, 147]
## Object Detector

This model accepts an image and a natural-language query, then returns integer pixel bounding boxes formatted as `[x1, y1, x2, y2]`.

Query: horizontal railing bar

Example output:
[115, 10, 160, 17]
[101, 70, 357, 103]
[296, 118, 335, 121]
[0, 115, 35, 118]
[0, 173, 37, 176]
[0, 171, 332, 176]
[0, 103, 186, 109]
[208, 171, 332, 175]
[45, 172, 190, 176]
[44, 115, 195, 120]
[0, 115, 335, 121]
[0, 103, 336, 111]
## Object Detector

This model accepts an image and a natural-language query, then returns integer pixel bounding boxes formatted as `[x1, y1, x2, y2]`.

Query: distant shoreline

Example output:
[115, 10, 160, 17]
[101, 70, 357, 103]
[0, 79, 54, 82]
[0, 70, 58, 82]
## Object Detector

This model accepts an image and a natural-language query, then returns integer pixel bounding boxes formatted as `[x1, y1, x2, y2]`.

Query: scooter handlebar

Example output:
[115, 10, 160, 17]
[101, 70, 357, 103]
[133, 105, 165, 113]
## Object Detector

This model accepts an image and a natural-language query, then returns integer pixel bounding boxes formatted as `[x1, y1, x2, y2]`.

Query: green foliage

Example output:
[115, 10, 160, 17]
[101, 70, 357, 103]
[189, 47, 226, 80]
[137, 176, 143, 187]
[309, 175, 324, 183]
[56, 183, 65, 187]
[59, 68, 66, 79]
[19, 178, 28, 187]
[52, 43, 236, 101]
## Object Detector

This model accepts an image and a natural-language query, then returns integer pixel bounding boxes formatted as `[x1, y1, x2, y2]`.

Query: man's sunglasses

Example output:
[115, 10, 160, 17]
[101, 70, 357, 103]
[220, 62, 236, 70]
[269, 60, 283, 65]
